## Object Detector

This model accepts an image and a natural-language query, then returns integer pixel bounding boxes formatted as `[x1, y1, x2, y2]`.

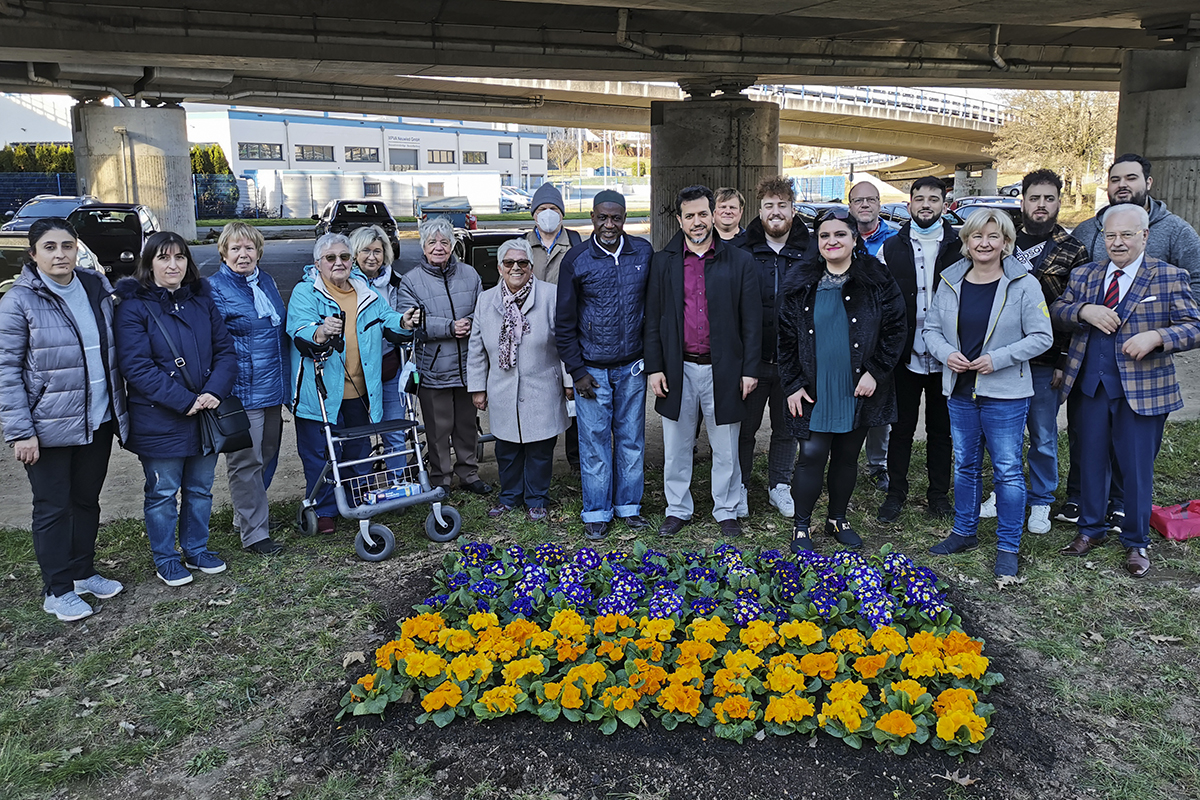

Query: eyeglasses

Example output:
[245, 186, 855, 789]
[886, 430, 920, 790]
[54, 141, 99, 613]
[814, 208, 852, 224]
[501, 259, 532, 269]
[1102, 231, 1142, 242]
[848, 197, 879, 206]
[321, 253, 353, 264]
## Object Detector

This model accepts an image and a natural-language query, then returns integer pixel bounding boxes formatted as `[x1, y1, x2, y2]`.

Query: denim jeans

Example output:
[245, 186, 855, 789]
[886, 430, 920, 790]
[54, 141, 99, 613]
[575, 363, 646, 523]
[1025, 365, 1060, 506]
[295, 400, 372, 518]
[947, 395, 1030, 553]
[140, 452, 220, 571]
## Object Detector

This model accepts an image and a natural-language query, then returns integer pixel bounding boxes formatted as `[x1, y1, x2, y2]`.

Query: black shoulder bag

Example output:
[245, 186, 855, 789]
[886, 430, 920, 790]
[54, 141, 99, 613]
[145, 301, 252, 455]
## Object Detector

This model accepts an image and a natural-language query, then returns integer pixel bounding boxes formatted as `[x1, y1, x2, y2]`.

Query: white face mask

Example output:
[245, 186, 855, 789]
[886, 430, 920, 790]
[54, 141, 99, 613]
[535, 208, 562, 234]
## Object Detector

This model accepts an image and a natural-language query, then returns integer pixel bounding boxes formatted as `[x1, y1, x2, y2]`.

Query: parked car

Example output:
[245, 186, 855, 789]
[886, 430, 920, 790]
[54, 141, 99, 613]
[500, 186, 532, 213]
[67, 203, 161, 276]
[952, 202, 1024, 228]
[0, 234, 103, 297]
[1, 194, 100, 233]
[792, 202, 849, 228]
[948, 195, 1019, 212]
[312, 199, 400, 254]
[999, 182, 1022, 197]
[418, 196, 478, 231]
[879, 203, 967, 232]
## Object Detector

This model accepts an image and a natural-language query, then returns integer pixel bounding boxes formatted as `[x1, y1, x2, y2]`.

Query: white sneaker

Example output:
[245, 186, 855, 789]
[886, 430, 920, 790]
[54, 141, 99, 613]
[1027, 504, 1052, 535]
[768, 484, 795, 518]
[979, 491, 997, 519]
[737, 485, 749, 519]
[43, 591, 94, 622]
[74, 574, 124, 599]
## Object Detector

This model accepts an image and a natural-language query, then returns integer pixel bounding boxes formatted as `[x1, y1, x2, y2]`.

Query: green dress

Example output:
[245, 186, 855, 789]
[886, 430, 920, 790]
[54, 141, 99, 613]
[809, 271, 855, 434]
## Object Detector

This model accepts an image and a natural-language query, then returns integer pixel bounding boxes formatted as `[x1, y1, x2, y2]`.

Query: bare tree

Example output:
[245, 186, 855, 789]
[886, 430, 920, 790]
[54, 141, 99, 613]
[987, 91, 1118, 210]
[547, 128, 577, 170]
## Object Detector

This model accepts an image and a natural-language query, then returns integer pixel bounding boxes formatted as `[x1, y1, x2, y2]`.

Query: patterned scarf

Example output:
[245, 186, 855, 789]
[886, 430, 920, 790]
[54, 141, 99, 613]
[498, 278, 533, 371]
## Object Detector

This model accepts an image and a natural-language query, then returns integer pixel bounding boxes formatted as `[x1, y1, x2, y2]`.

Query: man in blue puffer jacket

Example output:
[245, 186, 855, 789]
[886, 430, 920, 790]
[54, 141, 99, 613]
[555, 190, 653, 541]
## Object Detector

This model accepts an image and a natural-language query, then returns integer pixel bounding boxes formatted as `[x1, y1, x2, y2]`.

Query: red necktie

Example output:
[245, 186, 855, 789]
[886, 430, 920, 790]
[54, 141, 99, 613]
[1103, 269, 1124, 309]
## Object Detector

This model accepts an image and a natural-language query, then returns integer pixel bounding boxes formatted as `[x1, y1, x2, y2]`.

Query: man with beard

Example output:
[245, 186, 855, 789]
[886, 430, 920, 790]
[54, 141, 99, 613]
[714, 187, 747, 244]
[555, 190, 654, 541]
[525, 182, 583, 471]
[876, 176, 960, 523]
[977, 170, 1089, 535]
[1072, 154, 1200, 300]
[848, 180, 899, 493]
[645, 185, 762, 539]
[736, 175, 808, 519]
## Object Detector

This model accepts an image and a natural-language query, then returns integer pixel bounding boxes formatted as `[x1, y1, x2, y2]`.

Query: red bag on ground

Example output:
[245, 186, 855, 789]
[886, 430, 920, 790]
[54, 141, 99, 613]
[1150, 501, 1200, 541]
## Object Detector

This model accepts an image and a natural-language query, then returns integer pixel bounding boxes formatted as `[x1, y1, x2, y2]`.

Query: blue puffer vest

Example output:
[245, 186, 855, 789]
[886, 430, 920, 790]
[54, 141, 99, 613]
[560, 234, 653, 370]
[208, 265, 292, 410]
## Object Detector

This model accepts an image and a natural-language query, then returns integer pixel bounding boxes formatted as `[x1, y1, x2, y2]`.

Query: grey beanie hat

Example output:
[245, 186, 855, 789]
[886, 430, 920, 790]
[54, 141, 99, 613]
[530, 183, 565, 214]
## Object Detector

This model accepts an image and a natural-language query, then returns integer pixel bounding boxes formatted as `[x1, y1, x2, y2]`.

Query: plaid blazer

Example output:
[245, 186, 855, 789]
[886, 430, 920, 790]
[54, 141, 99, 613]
[1052, 256, 1200, 415]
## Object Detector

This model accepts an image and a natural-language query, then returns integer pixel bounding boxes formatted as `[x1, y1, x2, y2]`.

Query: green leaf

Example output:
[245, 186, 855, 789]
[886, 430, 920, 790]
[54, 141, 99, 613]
[617, 708, 642, 728]
[660, 715, 679, 731]
[537, 704, 561, 722]
[431, 708, 456, 727]
[599, 717, 619, 735]
[562, 708, 582, 723]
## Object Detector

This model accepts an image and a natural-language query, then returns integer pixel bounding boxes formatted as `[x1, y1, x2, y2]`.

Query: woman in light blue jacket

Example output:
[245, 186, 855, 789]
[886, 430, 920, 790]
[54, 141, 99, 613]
[923, 208, 1053, 577]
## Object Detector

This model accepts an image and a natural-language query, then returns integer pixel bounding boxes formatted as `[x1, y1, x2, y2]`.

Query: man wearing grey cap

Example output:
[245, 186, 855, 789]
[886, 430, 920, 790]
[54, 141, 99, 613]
[556, 190, 654, 541]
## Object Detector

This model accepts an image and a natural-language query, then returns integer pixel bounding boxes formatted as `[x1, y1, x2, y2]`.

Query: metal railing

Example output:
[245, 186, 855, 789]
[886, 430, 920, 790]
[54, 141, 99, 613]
[750, 85, 1012, 125]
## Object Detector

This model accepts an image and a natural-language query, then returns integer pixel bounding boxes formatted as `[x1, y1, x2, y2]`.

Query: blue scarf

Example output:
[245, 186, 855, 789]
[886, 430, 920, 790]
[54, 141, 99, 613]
[222, 263, 280, 326]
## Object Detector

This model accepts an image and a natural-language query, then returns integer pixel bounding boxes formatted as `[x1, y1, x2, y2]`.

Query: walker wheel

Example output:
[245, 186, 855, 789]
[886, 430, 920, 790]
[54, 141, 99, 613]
[425, 506, 463, 542]
[297, 506, 318, 536]
[355, 523, 396, 562]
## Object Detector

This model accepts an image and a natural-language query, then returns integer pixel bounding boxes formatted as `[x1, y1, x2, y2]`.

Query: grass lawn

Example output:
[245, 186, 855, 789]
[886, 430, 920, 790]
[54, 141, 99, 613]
[1, 423, 1198, 799]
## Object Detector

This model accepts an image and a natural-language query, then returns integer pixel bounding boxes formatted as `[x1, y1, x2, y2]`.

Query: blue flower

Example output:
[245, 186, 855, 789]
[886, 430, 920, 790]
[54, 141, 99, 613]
[648, 588, 683, 619]
[767, 605, 791, 623]
[447, 571, 470, 589]
[505, 545, 527, 564]
[596, 591, 637, 616]
[533, 542, 567, 567]
[733, 596, 763, 625]
[603, 550, 630, 564]
[459, 540, 493, 567]
[485, 561, 507, 577]
[476, 598, 491, 612]
[686, 566, 719, 583]
[509, 596, 535, 616]
[573, 547, 601, 570]
[690, 597, 718, 615]
[422, 594, 449, 608]
[469, 579, 500, 597]
[641, 550, 669, 578]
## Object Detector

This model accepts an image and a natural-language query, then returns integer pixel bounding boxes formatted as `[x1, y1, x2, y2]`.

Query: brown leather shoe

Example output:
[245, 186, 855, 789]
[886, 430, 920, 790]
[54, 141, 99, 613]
[1125, 547, 1150, 578]
[719, 518, 742, 538]
[658, 515, 690, 537]
[1059, 533, 1108, 556]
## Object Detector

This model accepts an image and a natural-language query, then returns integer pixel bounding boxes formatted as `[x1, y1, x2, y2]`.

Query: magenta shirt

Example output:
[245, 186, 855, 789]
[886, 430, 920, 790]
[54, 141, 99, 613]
[683, 242, 715, 355]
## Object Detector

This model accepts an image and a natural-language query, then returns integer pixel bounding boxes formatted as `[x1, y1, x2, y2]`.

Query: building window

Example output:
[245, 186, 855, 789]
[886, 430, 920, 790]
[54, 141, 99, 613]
[529, 175, 545, 189]
[501, 174, 513, 186]
[428, 149, 456, 164]
[345, 146, 380, 163]
[295, 145, 334, 162]
[363, 181, 381, 197]
[389, 148, 418, 172]
[463, 151, 487, 165]
[238, 142, 283, 161]
[529, 144, 544, 160]
[498, 143, 513, 159]
[428, 182, 445, 198]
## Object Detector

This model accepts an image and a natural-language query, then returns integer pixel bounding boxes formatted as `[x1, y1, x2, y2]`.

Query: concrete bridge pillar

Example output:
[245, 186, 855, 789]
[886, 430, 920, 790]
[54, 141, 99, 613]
[649, 97, 779, 250]
[953, 163, 998, 199]
[71, 103, 196, 241]
[1117, 48, 1200, 233]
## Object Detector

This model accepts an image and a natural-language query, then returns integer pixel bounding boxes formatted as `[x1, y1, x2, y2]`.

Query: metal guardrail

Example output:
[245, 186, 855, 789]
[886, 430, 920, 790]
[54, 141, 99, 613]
[750, 85, 1012, 125]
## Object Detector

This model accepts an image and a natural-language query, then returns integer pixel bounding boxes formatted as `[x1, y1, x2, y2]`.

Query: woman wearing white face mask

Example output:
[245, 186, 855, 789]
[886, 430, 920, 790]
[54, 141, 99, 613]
[524, 183, 582, 285]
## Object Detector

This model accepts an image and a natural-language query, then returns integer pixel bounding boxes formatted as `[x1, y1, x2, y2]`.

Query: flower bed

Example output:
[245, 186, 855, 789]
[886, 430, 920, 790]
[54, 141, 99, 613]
[338, 541, 1003, 755]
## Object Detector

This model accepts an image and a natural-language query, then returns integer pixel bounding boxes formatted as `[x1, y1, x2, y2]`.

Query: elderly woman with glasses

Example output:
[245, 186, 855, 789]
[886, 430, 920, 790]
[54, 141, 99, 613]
[467, 239, 572, 521]
[777, 209, 906, 554]
[396, 217, 490, 495]
[288, 233, 420, 534]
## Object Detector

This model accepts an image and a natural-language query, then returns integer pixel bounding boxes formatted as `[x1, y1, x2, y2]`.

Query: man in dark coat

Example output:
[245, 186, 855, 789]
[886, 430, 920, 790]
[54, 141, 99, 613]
[645, 185, 762, 538]
[736, 175, 809, 520]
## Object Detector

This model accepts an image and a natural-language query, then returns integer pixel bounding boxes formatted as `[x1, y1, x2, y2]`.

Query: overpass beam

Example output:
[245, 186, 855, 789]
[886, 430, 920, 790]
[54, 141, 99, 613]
[71, 103, 196, 240]
[953, 162, 998, 199]
[1116, 48, 1200, 233]
[649, 97, 778, 249]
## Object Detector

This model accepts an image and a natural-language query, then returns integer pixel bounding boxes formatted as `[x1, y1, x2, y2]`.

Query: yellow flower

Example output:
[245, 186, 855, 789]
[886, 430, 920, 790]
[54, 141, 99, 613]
[768, 653, 801, 671]
[502, 655, 547, 684]
[594, 614, 636, 636]
[886, 679, 928, 704]
[403, 650, 448, 679]
[401, 612, 446, 644]
[933, 687, 978, 717]
[876, 709, 918, 738]
[764, 664, 807, 695]
[907, 630, 945, 656]
[869, 626, 909, 656]
[723, 649, 764, 677]
[826, 679, 869, 705]
[480, 685, 522, 714]
[467, 611, 500, 631]
[656, 683, 702, 716]
[549, 609, 589, 642]
[739, 620, 779, 653]
[900, 651, 944, 679]
[943, 652, 989, 680]
[688, 615, 730, 644]
[447, 652, 494, 683]
[764, 692, 815, 725]
[600, 685, 639, 712]
[475, 628, 521, 663]
[528, 630, 556, 651]
[714, 694, 755, 724]
[356, 673, 376, 692]
[711, 667, 747, 698]
[667, 663, 705, 688]
[628, 660, 668, 696]
[852, 653, 889, 680]
[596, 637, 633, 662]
[936, 709, 987, 743]
[555, 638, 589, 663]
[779, 619, 824, 647]
[436, 627, 476, 653]
[828, 628, 867, 654]
[633, 637, 665, 662]
[677, 640, 717, 665]
[638, 617, 676, 642]
[799, 651, 839, 681]
[941, 630, 984, 657]
[504, 619, 542, 649]
[375, 638, 416, 670]
[818, 698, 866, 732]
[565, 662, 608, 696]
[542, 680, 562, 702]
[420, 680, 462, 713]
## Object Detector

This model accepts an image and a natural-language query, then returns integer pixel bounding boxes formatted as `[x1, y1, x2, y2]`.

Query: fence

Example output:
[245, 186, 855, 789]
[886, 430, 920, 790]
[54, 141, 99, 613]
[193, 174, 240, 219]
[0, 172, 79, 215]
[792, 176, 846, 202]
[751, 85, 1012, 125]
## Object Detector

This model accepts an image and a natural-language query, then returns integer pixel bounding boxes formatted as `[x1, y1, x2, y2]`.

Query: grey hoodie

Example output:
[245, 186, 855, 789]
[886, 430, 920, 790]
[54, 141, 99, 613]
[1072, 198, 1200, 300]
[923, 255, 1054, 400]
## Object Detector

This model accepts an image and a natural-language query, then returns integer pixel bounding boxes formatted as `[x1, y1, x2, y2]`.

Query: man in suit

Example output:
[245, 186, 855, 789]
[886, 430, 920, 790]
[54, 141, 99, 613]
[1052, 203, 1200, 577]
[645, 185, 762, 539]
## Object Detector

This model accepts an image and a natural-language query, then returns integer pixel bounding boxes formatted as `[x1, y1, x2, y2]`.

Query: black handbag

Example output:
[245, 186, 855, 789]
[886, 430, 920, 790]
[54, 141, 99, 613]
[145, 302, 252, 455]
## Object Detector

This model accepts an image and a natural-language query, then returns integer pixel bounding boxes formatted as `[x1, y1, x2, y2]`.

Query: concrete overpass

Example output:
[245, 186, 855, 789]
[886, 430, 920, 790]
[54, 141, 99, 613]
[0, 1, 1197, 242]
